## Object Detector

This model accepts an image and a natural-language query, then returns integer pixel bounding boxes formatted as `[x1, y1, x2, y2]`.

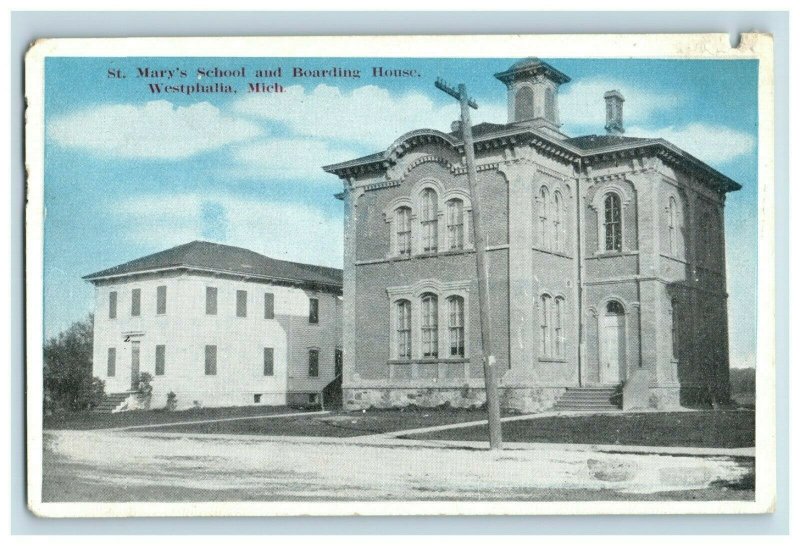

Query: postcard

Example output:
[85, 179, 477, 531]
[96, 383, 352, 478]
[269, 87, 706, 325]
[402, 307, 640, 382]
[25, 34, 775, 517]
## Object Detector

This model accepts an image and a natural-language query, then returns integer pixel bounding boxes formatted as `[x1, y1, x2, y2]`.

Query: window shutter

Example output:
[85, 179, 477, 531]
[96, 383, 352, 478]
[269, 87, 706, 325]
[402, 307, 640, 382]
[236, 290, 247, 317]
[206, 287, 218, 315]
[205, 345, 217, 375]
[156, 285, 167, 314]
[264, 292, 275, 319]
[109, 291, 117, 319]
[309, 298, 319, 324]
[263, 347, 274, 376]
[155, 345, 166, 375]
[131, 288, 141, 316]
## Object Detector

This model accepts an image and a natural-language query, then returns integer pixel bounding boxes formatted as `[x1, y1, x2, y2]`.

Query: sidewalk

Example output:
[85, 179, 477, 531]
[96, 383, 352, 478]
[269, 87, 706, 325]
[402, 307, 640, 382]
[124, 426, 755, 458]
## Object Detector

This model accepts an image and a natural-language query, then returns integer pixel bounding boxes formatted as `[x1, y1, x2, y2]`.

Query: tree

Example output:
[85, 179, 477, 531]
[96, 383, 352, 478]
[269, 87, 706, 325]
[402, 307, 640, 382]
[43, 314, 105, 413]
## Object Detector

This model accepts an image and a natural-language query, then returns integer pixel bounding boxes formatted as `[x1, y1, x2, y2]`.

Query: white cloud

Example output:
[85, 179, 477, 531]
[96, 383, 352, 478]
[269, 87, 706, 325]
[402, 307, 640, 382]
[232, 84, 506, 149]
[111, 193, 343, 268]
[559, 77, 680, 130]
[627, 123, 755, 166]
[230, 138, 359, 180]
[47, 100, 263, 159]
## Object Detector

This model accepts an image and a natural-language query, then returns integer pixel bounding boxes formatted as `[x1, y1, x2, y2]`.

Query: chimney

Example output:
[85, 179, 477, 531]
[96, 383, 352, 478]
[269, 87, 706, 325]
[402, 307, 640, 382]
[604, 90, 625, 135]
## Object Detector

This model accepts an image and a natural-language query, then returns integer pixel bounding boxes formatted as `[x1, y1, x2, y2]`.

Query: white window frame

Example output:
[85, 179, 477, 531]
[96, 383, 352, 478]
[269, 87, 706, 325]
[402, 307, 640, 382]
[388, 279, 470, 361]
[589, 183, 633, 254]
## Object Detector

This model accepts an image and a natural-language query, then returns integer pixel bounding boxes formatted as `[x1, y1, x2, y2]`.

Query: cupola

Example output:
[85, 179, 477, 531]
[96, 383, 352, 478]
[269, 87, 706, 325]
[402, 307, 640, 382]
[494, 57, 571, 136]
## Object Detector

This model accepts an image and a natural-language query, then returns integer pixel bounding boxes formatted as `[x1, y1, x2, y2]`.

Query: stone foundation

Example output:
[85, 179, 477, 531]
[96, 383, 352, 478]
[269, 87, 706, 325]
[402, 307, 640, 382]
[646, 387, 682, 410]
[343, 386, 567, 413]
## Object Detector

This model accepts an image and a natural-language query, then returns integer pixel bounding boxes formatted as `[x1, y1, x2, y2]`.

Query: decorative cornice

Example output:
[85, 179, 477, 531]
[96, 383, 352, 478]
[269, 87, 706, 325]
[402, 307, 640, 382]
[363, 179, 401, 192]
[451, 161, 500, 175]
[323, 128, 741, 195]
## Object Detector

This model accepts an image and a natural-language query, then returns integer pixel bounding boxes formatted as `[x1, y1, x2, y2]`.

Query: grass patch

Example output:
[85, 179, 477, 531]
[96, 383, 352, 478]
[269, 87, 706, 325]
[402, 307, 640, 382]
[43, 405, 305, 430]
[406, 410, 755, 448]
[142, 408, 494, 437]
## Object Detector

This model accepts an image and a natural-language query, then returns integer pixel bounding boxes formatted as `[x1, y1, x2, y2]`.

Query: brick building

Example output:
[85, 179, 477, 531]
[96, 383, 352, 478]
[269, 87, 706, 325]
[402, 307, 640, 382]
[323, 58, 740, 412]
[85, 241, 343, 411]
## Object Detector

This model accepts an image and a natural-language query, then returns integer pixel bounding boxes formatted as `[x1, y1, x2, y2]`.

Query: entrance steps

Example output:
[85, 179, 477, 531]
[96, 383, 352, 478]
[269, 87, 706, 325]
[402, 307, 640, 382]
[552, 386, 621, 412]
[94, 391, 134, 413]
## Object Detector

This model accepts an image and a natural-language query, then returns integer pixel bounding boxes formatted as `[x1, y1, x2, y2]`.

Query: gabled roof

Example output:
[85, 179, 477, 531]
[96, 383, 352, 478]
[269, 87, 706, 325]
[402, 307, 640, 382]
[84, 241, 343, 289]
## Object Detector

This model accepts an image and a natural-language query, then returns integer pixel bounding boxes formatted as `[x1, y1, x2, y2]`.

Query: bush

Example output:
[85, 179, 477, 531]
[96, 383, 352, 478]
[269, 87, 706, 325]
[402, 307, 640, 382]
[134, 372, 154, 409]
[43, 314, 105, 413]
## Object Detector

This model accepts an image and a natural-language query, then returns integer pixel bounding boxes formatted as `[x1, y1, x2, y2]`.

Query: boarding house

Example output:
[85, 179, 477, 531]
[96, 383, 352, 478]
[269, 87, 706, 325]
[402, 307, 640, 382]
[84, 241, 343, 412]
[323, 58, 740, 412]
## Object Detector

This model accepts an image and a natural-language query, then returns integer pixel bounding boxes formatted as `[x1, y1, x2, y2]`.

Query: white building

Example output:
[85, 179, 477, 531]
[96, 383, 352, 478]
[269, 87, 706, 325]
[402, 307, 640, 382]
[85, 241, 343, 411]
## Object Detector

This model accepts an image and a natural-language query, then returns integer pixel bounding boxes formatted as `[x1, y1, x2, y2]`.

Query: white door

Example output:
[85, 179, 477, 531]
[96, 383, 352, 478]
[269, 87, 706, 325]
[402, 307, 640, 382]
[600, 311, 625, 385]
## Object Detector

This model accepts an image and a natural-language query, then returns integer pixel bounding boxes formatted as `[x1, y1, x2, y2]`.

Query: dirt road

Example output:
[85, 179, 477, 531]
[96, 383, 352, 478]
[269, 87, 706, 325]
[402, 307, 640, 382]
[40, 429, 754, 505]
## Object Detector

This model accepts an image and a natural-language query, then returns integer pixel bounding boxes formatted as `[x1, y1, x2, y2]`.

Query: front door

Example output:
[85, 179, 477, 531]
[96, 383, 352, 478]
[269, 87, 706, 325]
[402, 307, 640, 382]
[130, 340, 141, 389]
[600, 303, 625, 385]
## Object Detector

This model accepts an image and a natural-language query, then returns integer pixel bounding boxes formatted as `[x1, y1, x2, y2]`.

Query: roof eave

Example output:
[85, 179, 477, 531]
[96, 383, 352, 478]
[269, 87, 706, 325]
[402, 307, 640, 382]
[83, 264, 343, 290]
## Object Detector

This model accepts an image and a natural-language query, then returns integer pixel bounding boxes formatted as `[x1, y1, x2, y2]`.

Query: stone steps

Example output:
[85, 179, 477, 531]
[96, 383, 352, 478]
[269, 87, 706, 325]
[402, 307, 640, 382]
[552, 387, 621, 412]
[94, 392, 134, 413]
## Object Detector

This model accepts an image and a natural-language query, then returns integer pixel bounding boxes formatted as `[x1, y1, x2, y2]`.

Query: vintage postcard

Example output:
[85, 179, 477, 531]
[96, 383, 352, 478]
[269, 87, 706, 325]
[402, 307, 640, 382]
[25, 34, 775, 517]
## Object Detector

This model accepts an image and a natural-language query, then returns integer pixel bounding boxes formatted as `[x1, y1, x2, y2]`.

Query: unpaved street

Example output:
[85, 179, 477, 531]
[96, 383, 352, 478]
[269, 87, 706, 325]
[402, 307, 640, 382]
[41, 430, 754, 503]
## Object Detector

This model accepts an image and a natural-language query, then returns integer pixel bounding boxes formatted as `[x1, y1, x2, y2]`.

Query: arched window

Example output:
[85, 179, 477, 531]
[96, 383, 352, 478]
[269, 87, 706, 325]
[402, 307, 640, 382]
[606, 300, 624, 316]
[670, 298, 679, 361]
[447, 296, 465, 357]
[395, 299, 412, 360]
[395, 206, 412, 256]
[553, 190, 564, 252]
[539, 294, 552, 356]
[554, 296, 565, 357]
[515, 86, 534, 120]
[668, 196, 678, 256]
[538, 186, 550, 250]
[544, 87, 556, 121]
[420, 293, 438, 358]
[420, 188, 438, 254]
[446, 199, 464, 251]
[604, 193, 622, 251]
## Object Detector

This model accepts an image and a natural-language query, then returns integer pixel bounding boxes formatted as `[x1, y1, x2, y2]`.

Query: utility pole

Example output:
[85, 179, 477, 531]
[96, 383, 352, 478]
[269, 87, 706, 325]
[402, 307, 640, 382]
[435, 78, 503, 450]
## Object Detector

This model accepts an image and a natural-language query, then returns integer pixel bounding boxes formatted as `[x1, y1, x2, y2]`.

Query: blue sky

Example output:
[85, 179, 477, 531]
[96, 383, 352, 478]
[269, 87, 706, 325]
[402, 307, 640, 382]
[43, 56, 758, 367]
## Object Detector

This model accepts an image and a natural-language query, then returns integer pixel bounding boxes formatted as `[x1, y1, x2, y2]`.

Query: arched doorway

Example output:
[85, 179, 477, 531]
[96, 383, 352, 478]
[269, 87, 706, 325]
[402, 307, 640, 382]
[600, 300, 626, 385]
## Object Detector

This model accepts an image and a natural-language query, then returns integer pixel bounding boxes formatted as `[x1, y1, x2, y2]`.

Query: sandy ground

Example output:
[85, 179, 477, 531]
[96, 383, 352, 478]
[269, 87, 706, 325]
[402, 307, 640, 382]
[41, 430, 754, 502]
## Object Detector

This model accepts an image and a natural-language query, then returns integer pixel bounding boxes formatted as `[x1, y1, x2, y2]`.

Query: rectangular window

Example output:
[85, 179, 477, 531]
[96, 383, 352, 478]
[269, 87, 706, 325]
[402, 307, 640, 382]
[236, 290, 247, 317]
[448, 296, 465, 357]
[206, 286, 218, 315]
[309, 297, 319, 324]
[396, 207, 412, 256]
[205, 345, 217, 375]
[421, 294, 438, 358]
[263, 347, 274, 376]
[447, 200, 464, 250]
[421, 189, 438, 253]
[540, 295, 551, 356]
[308, 349, 319, 377]
[156, 285, 167, 315]
[264, 292, 275, 319]
[131, 288, 141, 316]
[554, 297, 564, 358]
[396, 300, 412, 359]
[108, 291, 117, 319]
[107, 347, 116, 377]
[155, 344, 166, 375]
